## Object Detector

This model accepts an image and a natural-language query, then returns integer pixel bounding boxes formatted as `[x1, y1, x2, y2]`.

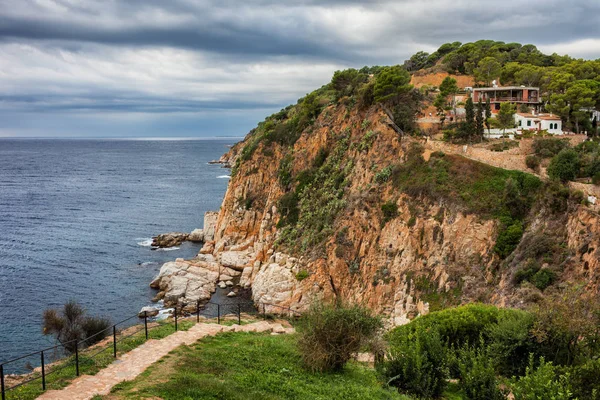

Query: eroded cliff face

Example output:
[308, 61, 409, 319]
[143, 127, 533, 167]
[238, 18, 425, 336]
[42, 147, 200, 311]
[159, 102, 600, 325]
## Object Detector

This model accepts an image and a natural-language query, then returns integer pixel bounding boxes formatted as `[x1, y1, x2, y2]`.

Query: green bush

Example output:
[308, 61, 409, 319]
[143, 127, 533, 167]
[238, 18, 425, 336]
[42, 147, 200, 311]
[525, 155, 541, 170]
[494, 218, 524, 258]
[374, 166, 393, 184]
[383, 326, 448, 398]
[547, 149, 580, 182]
[569, 359, 600, 400]
[593, 171, 600, 185]
[531, 268, 556, 291]
[533, 138, 571, 158]
[295, 270, 309, 281]
[388, 304, 506, 348]
[297, 302, 382, 372]
[381, 201, 399, 224]
[458, 344, 505, 400]
[486, 310, 536, 377]
[511, 356, 574, 400]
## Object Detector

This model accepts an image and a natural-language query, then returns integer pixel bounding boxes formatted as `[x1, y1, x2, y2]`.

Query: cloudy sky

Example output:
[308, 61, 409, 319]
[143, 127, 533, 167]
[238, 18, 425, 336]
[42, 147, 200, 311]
[0, 0, 599, 138]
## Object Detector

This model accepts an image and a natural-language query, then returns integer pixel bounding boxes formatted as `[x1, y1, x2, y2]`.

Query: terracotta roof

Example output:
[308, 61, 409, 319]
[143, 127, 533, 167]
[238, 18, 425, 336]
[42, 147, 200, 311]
[516, 113, 561, 121]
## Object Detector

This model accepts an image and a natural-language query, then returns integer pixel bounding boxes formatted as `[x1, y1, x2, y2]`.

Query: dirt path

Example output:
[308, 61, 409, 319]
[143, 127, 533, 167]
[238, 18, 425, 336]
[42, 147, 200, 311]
[37, 321, 288, 400]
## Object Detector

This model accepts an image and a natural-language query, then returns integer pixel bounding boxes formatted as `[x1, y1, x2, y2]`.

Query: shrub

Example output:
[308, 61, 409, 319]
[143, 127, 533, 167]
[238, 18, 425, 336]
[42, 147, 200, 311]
[43, 300, 111, 353]
[374, 166, 393, 184]
[510, 356, 574, 400]
[383, 326, 447, 398]
[533, 138, 570, 158]
[525, 155, 540, 170]
[486, 310, 536, 377]
[381, 201, 399, 224]
[494, 218, 524, 259]
[547, 149, 580, 182]
[458, 344, 505, 400]
[531, 268, 556, 291]
[295, 270, 309, 281]
[297, 302, 382, 372]
[569, 359, 600, 400]
[593, 171, 600, 185]
[388, 304, 506, 349]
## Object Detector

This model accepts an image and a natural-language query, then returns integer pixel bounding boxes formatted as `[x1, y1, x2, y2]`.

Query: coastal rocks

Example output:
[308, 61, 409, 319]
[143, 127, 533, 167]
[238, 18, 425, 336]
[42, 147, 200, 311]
[252, 262, 298, 305]
[188, 229, 205, 242]
[203, 211, 218, 242]
[150, 260, 218, 308]
[152, 232, 189, 248]
[219, 250, 252, 271]
[138, 306, 159, 318]
[151, 211, 219, 248]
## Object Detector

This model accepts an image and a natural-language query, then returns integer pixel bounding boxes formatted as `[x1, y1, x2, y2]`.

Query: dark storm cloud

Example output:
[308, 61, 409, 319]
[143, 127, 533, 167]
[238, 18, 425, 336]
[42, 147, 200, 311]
[0, 0, 598, 137]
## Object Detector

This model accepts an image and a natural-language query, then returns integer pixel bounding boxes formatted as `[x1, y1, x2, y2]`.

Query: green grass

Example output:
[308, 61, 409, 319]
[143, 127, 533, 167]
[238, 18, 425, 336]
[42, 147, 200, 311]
[393, 152, 542, 221]
[4, 319, 194, 400]
[109, 332, 410, 400]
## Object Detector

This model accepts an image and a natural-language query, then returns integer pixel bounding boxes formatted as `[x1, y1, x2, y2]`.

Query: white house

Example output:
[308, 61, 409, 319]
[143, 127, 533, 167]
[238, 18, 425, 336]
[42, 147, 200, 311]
[515, 113, 563, 135]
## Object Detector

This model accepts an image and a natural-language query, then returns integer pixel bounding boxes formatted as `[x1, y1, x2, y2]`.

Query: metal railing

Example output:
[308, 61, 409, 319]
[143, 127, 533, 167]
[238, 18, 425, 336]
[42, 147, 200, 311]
[0, 299, 301, 399]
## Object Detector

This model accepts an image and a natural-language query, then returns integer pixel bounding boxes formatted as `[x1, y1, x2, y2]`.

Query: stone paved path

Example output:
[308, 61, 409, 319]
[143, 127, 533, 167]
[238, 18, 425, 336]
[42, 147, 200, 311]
[37, 320, 288, 400]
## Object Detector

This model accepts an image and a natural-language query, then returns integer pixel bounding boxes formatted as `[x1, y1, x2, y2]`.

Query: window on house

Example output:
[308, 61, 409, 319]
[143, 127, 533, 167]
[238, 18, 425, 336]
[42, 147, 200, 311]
[527, 120, 531, 127]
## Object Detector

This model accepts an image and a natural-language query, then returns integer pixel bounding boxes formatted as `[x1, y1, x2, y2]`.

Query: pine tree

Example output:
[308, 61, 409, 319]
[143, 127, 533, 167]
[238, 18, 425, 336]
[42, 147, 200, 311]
[476, 99, 485, 141]
[485, 97, 492, 134]
[465, 97, 475, 142]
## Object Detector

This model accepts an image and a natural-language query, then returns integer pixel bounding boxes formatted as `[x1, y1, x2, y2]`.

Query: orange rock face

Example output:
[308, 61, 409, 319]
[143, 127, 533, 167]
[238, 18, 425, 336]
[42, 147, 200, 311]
[201, 102, 600, 325]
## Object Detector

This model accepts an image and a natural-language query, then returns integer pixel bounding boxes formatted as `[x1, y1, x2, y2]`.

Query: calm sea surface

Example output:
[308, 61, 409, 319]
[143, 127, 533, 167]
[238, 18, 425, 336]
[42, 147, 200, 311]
[0, 138, 237, 365]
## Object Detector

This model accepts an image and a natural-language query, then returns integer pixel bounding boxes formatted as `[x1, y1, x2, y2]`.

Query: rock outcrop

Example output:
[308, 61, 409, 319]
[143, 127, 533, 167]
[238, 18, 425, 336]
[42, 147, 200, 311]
[152, 232, 189, 248]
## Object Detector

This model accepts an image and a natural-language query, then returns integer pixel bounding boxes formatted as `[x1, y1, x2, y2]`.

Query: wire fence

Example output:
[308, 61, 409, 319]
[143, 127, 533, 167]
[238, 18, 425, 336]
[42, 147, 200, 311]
[0, 299, 301, 400]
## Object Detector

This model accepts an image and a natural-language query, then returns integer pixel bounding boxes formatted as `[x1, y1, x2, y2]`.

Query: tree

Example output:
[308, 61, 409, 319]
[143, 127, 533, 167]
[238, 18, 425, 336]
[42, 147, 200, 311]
[434, 93, 449, 127]
[474, 57, 502, 86]
[43, 300, 111, 353]
[497, 102, 516, 134]
[439, 76, 459, 116]
[485, 97, 492, 134]
[547, 149, 580, 182]
[373, 65, 412, 103]
[515, 64, 544, 87]
[476, 99, 485, 141]
[464, 97, 475, 141]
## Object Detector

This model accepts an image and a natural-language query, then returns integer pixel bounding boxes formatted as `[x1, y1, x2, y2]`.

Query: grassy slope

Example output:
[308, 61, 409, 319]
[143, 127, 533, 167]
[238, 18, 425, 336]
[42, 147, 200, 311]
[108, 332, 409, 400]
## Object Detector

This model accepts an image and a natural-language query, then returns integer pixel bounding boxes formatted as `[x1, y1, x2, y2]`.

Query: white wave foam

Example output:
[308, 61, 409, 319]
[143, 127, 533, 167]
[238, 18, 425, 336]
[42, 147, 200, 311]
[217, 175, 231, 179]
[155, 246, 180, 252]
[140, 261, 157, 267]
[136, 238, 153, 247]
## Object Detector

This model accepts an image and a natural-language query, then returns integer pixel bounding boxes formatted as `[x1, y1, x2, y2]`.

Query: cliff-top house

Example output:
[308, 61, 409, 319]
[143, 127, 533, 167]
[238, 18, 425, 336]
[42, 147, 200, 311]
[472, 85, 541, 113]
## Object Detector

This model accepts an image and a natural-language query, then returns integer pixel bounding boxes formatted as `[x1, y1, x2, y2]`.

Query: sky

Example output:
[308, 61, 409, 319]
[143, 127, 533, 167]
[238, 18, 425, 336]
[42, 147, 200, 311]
[0, 0, 599, 138]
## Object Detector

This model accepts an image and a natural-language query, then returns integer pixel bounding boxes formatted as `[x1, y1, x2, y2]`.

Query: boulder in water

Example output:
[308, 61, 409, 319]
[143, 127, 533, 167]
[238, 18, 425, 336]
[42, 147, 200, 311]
[138, 306, 159, 318]
[152, 232, 189, 248]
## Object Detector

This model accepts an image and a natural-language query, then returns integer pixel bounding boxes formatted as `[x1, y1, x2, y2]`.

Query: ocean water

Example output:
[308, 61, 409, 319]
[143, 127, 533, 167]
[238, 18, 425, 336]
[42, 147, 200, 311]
[0, 138, 237, 365]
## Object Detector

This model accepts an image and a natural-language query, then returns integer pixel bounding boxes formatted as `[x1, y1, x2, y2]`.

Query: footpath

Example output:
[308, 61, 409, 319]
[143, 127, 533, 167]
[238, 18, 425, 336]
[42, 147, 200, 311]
[37, 320, 291, 400]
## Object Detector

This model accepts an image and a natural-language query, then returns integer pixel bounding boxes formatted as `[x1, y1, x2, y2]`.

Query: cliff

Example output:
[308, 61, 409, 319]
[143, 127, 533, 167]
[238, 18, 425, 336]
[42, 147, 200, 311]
[150, 63, 600, 325]
[157, 98, 597, 325]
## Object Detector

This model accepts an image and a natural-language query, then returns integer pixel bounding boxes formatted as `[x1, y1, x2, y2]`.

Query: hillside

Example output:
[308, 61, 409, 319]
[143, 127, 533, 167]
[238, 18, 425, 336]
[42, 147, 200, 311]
[157, 41, 600, 325]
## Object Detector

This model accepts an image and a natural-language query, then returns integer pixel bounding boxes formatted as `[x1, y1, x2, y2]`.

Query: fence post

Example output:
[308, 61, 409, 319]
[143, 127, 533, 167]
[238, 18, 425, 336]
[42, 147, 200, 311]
[237, 304, 241, 325]
[196, 300, 200, 323]
[1, 363, 6, 400]
[217, 304, 220, 324]
[174, 307, 178, 331]
[263, 303, 266, 319]
[75, 342, 80, 377]
[41, 351, 46, 390]
[113, 326, 117, 358]
[144, 311, 148, 340]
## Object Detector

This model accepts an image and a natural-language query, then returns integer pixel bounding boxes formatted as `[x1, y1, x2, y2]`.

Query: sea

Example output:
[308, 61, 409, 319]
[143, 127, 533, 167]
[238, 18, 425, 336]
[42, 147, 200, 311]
[0, 138, 238, 367]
